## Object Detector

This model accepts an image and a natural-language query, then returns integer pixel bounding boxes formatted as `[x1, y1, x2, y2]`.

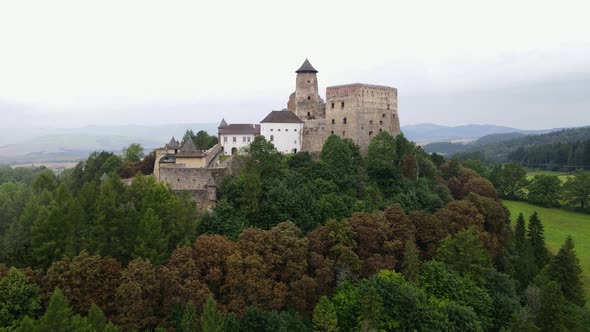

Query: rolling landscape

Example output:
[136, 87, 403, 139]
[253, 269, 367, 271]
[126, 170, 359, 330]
[1, 1, 590, 331]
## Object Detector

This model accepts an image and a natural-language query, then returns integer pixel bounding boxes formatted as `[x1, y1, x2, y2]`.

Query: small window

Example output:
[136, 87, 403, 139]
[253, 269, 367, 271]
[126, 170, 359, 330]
[270, 135, 274, 142]
[369, 131, 373, 137]
[379, 129, 383, 132]
[341, 102, 345, 109]
[270, 128, 273, 131]
[369, 120, 373, 124]
[392, 114, 396, 118]
[379, 120, 383, 125]
[387, 104, 390, 110]
[294, 140, 297, 144]
[224, 136, 227, 142]
[342, 131, 346, 136]
[331, 131, 334, 135]
[331, 102, 335, 109]
[307, 96, 311, 100]
[242, 137, 246, 142]
[307, 80, 310, 83]
[278, 129, 281, 131]
[233, 137, 236, 142]
[382, 113, 386, 118]
[294, 129, 297, 131]
[286, 129, 288, 131]
[343, 117, 347, 124]
[307, 112, 311, 117]
[247, 137, 251, 142]
[331, 119, 335, 124]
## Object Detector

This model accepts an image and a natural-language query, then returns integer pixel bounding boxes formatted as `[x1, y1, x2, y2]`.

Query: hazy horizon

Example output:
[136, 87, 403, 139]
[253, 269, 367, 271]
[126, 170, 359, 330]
[1, 0, 590, 130]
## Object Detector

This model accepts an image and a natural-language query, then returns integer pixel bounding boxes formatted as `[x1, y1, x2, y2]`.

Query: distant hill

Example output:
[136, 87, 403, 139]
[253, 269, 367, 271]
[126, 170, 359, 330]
[434, 126, 590, 170]
[0, 123, 218, 165]
[401, 123, 539, 144]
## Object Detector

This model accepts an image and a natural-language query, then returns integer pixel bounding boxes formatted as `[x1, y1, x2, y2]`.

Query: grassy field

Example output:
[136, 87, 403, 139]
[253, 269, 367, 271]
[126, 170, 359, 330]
[526, 170, 572, 183]
[503, 200, 590, 294]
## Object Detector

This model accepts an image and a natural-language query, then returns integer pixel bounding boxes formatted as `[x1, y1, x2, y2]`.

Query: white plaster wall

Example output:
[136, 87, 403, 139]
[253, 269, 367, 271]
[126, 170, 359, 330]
[220, 134, 256, 155]
[261, 122, 303, 154]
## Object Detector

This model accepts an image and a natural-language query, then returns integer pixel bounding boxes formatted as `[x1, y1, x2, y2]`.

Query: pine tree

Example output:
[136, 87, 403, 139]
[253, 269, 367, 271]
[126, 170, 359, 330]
[514, 213, 526, 249]
[14, 316, 36, 332]
[200, 296, 223, 332]
[514, 241, 538, 290]
[179, 301, 198, 332]
[527, 212, 549, 268]
[545, 236, 586, 307]
[312, 296, 338, 332]
[37, 289, 74, 331]
[87, 303, 107, 332]
[536, 281, 567, 332]
[401, 240, 421, 282]
[223, 312, 241, 332]
[133, 208, 169, 265]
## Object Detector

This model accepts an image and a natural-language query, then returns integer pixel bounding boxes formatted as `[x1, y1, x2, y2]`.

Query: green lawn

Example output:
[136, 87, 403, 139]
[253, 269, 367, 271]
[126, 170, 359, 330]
[526, 170, 572, 183]
[503, 200, 590, 294]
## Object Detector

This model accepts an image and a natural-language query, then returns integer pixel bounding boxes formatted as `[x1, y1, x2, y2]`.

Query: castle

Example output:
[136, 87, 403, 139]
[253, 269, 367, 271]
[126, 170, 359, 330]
[153, 59, 401, 209]
[219, 59, 401, 154]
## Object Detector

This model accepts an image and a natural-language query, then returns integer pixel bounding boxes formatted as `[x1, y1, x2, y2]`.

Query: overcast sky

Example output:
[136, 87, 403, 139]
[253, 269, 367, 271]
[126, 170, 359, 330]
[1, 0, 589, 129]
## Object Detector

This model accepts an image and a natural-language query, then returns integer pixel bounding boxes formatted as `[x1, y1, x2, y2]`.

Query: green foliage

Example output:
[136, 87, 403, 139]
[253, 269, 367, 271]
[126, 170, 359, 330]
[527, 212, 549, 268]
[435, 228, 493, 284]
[312, 296, 338, 332]
[179, 301, 198, 332]
[0, 166, 47, 185]
[134, 208, 169, 265]
[0, 268, 41, 327]
[37, 289, 75, 331]
[489, 163, 528, 199]
[514, 212, 526, 249]
[545, 236, 585, 306]
[401, 240, 420, 282]
[200, 296, 223, 332]
[563, 171, 590, 210]
[122, 143, 144, 162]
[193, 130, 218, 151]
[528, 174, 562, 207]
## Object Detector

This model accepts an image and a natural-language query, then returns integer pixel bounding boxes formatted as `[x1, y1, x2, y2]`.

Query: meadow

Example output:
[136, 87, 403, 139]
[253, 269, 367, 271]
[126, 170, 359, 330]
[503, 200, 590, 294]
[525, 170, 573, 183]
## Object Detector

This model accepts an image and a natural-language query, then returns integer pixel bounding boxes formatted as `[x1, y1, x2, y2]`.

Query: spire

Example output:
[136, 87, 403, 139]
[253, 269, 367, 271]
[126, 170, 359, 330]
[218, 118, 228, 128]
[166, 136, 180, 149]
[295, 58, 318, 74]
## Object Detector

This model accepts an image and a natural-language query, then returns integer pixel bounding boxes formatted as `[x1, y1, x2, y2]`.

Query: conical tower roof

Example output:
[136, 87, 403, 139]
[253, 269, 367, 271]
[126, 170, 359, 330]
[166, 136, 180, 149]
[177, 137, 206, 157]
[295, 58, 318, 74]
[218, 118, 228, 128]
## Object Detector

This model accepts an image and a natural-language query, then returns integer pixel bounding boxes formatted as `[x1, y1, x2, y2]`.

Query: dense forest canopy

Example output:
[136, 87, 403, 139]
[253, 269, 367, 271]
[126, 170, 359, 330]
[0, 132, 588, 331]
[426, 127, 590, 171]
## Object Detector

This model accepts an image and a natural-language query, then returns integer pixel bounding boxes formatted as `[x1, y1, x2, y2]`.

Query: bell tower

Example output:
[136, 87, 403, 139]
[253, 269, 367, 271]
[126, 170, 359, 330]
[289, 59, 323, 120]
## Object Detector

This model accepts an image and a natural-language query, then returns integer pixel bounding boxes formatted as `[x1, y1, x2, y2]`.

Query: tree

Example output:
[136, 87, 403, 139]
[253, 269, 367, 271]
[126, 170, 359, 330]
[182, 129, 195, 145]
[401, 240, 420, 282]
[134, 208, 169, 265]
[514, 213, 526, 250]
[122, 143, 144, 162]
[87, 304, 107, 332]
[562, 171, 590, 209]
[490, 163, 528, 199]
[0, 268, 41, 327]
[312, 296, 338, 332]
[200, 296, 223, 332]
[36, 289, 74, 331]
[527, 174, 562, 207]
[536, 281, 568, 332]
[435, 228, 493, 284]
[527, 212, 549, 268]
[179, 301, 198, 332]
[545, 236, 585, 307]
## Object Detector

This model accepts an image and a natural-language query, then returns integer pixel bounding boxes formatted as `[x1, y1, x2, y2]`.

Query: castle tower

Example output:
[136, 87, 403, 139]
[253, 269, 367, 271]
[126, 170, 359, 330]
[288, 59, 324, 120]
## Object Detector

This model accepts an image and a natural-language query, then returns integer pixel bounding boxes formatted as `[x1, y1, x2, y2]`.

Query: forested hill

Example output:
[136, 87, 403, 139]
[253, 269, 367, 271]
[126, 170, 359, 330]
[429, 126, 590, 169]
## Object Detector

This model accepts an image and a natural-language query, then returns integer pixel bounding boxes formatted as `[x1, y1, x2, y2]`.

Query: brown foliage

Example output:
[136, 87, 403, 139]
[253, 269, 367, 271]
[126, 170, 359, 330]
[114, 259, 159, 331]
[44, 251, 122, 316]
[409, 211, 449, 260]
[193, 235, 237, 297]
[447, 167, 498, 200]
[434, 200, 485, 235]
